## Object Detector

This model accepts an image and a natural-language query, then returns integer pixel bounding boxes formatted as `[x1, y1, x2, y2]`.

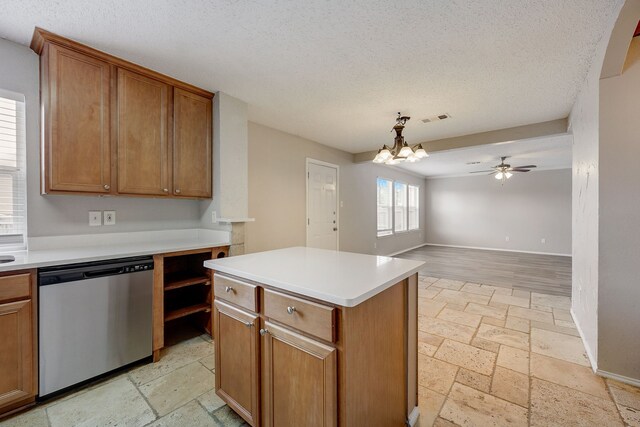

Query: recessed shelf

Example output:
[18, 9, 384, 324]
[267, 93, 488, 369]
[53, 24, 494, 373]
[165, 303, 211, 322]
[164, 275, 211, 291]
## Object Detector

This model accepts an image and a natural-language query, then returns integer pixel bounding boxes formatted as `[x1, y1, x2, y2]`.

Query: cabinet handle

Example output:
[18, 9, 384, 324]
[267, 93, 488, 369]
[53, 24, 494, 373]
[286, 306, 296, 315]
[103, 184, 110, 190]
[163, 188, 169, 193]
[224, 286, 233, 293]
[244, 321, 253, 328]
[175, 189, 181, 194]
[259, 328, 269, 336]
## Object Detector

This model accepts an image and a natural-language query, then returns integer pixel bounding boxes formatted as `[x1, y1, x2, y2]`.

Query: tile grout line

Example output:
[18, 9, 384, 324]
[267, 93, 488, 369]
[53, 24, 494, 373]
[127, 372, 160, 423]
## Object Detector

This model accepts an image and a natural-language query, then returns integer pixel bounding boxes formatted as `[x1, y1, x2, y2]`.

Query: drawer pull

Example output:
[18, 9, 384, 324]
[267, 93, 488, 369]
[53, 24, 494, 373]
[260, 328, 270, 336]
[225, 286, 233, 293]
[103, 184, 110, 190]
[286, 306, 296, 315]
[244, 321, 253, 328]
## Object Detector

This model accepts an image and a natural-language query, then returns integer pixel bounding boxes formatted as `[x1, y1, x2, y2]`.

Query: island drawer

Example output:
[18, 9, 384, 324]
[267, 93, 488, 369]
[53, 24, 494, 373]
[0, 273, 31, 302]
[214, 274, 258, 312]
[263, 289, 335, 342]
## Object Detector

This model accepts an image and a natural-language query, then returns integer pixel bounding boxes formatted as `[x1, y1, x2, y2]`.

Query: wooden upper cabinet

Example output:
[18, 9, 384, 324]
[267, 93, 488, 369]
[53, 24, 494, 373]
[44, 43, 112, 194]
[117, 69, 171, 196]
[173, 88, 212, 198]
[32, 28, 214, 199]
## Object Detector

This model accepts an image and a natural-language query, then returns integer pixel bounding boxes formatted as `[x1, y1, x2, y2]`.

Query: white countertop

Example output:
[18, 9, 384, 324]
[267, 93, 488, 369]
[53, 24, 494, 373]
[204, 247, 424, 307]
[0, 229, 230, 272]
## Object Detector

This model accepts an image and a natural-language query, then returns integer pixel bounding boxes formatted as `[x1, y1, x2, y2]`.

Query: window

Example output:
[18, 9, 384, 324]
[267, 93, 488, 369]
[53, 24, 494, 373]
[0, 91, 27, 249]
[376, 178, 393, 236]
[376, 178, 420, 237]
[408, 185, 420, 230]
[394, 182, 407, 232]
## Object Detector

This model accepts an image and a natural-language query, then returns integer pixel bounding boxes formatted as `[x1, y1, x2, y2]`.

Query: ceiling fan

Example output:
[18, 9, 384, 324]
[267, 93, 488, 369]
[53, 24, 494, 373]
[470, 156, 536, 182]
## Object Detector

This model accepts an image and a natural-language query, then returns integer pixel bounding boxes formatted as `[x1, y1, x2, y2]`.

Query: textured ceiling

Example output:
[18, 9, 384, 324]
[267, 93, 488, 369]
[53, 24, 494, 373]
[399, 134, 572, 178]
[0, 1, 622, 153]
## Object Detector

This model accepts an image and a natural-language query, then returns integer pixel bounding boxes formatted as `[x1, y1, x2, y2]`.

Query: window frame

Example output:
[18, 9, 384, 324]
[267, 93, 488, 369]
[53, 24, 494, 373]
[376, 177, 420, 238]
[407, 184, 420, 231]
[376, 177, 394, 237]
[0, 90, 28, 250]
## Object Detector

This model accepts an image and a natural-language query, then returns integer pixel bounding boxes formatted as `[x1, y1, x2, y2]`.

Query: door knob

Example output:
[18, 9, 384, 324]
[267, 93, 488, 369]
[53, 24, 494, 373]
[259, 328, 270, 336]
[175, 189, 181, 194]
[103, 184, 110, 190]
[163, 188, 168, 193]
[286, 306, 296, 315]
[224, 286, 233, 293]
[333, 227, 338, 231]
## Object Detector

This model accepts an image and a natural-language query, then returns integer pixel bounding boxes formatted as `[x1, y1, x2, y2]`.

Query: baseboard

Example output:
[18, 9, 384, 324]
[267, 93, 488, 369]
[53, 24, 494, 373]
[387, 243, 427, 257]
[424, 242, 571, 257]
[596, 369, 640, 388]
[407, 406, 420, 427]
[570, 308, 598, 373]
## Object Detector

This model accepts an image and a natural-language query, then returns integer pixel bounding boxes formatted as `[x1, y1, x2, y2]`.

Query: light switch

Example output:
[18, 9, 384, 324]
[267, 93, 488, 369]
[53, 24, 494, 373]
[89, 211, 102, 227]
[104, 211, 116, 225]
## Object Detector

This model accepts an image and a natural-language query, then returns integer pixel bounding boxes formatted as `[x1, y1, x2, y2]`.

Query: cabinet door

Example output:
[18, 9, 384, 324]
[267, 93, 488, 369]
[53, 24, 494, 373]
[262, 321, 337, 427]
[0, 300, 35, 409]
[214, 300, 259, 426]
[117, 69, 171, 196]
[46, 43, 112, 193]
[172, 88, 212, 198]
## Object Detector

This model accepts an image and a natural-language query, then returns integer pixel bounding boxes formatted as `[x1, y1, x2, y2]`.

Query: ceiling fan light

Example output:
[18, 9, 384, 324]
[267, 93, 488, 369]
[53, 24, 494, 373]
[495, 172, 504, 180]
[505, 172, 513, 179]
[398, 144, 413, 158]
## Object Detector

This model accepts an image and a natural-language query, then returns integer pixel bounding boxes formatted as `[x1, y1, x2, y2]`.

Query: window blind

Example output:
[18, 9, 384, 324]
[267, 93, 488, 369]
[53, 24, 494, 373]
[376, 178, 393, 237]
[0, 92, 27, 249]
[408, 185, 420, 230]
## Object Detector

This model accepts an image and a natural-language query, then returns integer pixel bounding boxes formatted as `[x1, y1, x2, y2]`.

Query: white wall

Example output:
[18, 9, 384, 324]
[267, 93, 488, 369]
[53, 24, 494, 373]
[424, 169, 571, 255]
[598, 36, 640, 380]
[246, 122, 426, 255]
[0, 38, 203, 238]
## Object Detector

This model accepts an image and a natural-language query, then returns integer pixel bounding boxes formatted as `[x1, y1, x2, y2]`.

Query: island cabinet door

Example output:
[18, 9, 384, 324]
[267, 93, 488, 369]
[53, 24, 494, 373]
[214, 300, 260, 426]
[261, 321, 337, 427]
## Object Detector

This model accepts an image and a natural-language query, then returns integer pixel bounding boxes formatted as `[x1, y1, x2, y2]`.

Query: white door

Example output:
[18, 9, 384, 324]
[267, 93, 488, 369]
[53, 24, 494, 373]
[307, 161, 338, 250]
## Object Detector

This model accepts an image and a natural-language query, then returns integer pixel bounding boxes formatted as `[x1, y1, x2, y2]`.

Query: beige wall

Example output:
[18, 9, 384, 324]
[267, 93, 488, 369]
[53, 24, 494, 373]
[598, 36, 640, 380]
[246, 122, 426, 255]
[425, 169, 572, 255]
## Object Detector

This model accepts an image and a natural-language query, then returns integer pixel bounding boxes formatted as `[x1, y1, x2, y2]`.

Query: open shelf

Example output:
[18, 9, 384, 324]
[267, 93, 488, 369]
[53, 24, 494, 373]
[164, 275, 211, 291]
[165, 303, 211, 322]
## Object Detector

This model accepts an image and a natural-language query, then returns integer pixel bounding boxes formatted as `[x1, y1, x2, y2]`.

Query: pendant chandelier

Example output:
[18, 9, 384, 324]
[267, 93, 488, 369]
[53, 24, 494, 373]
[373, 112, 428, 164]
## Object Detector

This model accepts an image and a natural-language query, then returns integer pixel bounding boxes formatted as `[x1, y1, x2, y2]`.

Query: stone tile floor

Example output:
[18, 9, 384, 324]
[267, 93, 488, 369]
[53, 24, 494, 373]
[416, 276, 640, 427]
[0, 332, 248, 427]
[1, 275, 639, 426]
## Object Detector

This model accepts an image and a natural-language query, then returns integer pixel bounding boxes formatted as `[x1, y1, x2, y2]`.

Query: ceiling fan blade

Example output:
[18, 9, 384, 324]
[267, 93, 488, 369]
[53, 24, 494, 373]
[510, 168, 531, 172]
[513, 165, 537, 169]
[469, 170, 495, 174]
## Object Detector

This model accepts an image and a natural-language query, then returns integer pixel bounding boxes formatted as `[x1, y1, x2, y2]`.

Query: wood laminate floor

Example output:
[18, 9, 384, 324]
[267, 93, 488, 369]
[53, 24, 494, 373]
[397, 245, 572, 296]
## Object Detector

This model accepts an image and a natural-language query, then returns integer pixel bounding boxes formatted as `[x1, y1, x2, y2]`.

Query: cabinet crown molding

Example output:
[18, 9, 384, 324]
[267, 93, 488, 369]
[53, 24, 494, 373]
[30, 27, 215, 99]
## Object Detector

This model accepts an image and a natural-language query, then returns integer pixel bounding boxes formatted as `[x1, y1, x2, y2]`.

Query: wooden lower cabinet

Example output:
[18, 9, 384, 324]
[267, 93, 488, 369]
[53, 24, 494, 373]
[214, 300, 260, 425]
[262, 322, 336, 427]
[212, 273, 413, 427]
[0, 271, 37, 417]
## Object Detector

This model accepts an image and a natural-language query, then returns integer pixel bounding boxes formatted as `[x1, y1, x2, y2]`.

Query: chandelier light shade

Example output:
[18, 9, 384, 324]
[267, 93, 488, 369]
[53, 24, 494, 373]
[372, 113, 429, 165]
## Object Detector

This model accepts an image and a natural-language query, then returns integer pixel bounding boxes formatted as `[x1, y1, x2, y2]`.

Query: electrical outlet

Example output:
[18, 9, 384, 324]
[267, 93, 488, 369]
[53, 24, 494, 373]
[89, 211, 102, 226]
[103, 211, 116, 225]
[505, 236, 510, 242]
[211, 211, 217, 223]
[541, 238, 546, 244]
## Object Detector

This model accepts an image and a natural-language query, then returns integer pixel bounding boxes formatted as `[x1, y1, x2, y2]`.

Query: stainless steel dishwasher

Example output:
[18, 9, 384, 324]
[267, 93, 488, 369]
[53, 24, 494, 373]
[38, 256, 154, 397]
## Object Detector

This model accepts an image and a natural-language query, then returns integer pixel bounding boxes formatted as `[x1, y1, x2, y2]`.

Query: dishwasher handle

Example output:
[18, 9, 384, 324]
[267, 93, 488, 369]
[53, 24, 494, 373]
[82, 267, 126, 279]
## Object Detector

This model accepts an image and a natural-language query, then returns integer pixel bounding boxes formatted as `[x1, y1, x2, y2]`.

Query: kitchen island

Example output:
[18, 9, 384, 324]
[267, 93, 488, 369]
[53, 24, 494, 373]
[204, 247, 424, 427]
